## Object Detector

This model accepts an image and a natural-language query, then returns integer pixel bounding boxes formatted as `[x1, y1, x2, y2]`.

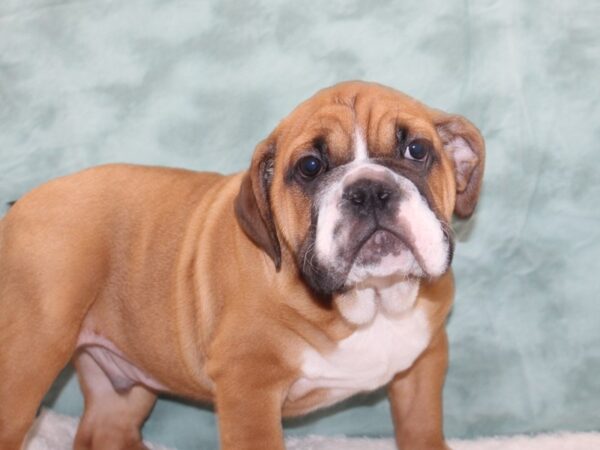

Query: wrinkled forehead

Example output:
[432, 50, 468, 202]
[275, 83, 439, 163]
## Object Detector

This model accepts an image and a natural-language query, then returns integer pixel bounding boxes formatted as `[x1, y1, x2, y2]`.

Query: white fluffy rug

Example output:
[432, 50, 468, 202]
[25, 409, 600, 450]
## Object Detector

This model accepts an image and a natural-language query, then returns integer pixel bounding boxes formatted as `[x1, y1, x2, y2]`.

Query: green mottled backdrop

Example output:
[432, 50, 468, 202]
[1, 0, 599, 448]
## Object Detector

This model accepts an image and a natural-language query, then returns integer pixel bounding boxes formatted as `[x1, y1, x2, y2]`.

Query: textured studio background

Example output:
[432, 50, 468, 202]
[1, 0, 600, 448]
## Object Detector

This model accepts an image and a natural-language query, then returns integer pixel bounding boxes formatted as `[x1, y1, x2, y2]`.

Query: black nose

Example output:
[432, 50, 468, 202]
[342, 179, 398, 214]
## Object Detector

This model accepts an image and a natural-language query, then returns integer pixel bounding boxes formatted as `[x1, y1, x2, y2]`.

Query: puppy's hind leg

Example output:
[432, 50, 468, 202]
[0, 285, 87, 450]
[0, 219, 98, 449]
[74, 351, 157, 450]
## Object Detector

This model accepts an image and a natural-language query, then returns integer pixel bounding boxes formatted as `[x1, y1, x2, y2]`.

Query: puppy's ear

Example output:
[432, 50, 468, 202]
[234, 139, 282, 270]
[431, 110, 486, 218]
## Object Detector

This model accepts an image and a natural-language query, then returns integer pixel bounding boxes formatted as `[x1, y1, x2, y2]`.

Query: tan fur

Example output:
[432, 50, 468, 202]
[0, 81, 484, 450]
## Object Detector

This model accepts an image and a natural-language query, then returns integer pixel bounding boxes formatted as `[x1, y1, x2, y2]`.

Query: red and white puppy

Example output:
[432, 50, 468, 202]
[0, 81, 485, 450]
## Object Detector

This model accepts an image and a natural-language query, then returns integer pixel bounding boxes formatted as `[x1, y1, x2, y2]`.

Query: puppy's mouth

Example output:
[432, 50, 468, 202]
[353, 229, 411, 267]
[342, 225, 427, 285]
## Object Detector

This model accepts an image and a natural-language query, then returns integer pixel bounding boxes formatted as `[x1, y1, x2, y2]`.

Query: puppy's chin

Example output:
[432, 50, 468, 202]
[334, 276, 421, 326]
[332, 233, 427, 326]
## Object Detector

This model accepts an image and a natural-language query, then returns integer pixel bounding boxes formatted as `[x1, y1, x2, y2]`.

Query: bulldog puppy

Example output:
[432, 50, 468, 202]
[0, 81, 484, 450]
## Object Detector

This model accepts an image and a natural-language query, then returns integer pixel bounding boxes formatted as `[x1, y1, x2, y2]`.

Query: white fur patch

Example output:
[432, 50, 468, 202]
[334, 286, 378, 325]
[314, 186, 342, 265]
[353, 127, 368, 161]
[334, 278, 420, 325]
[378, 277, 420, 316]
[393, 177, 449, 277]
[289, 306, 430, 409]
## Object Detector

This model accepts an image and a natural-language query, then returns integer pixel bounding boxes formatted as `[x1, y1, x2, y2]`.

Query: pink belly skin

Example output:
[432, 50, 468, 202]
[76, 330, 168, 393]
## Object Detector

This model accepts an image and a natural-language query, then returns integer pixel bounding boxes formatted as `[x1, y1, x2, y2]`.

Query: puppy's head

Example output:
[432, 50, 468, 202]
[236, 81, 484, 301]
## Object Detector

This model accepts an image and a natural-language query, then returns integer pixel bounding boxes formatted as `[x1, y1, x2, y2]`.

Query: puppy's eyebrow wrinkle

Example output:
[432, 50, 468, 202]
[333, 94, 357, 112]
[316, 115, 346, 143]
[349, 94, 357, 110]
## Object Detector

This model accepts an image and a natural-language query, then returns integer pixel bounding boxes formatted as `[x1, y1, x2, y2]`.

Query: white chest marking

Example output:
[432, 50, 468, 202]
[289, 307, 430, 407]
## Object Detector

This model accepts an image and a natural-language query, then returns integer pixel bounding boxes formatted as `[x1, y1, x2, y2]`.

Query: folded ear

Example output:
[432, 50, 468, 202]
[431, 110, 486, 218]
[234, 139, 282, 270]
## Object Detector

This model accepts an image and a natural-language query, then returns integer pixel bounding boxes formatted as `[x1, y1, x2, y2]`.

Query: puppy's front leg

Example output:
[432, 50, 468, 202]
[388, 330, 451, 450]
[212, 362, 287, 450]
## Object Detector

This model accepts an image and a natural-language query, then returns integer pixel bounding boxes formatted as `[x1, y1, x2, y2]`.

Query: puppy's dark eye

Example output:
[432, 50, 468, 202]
[297, 155, 324, 178]
[404, 140, 429, 161]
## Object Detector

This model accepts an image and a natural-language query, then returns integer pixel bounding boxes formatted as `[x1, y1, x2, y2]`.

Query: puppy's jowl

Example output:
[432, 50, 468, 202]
[0, 81, 484, 450]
